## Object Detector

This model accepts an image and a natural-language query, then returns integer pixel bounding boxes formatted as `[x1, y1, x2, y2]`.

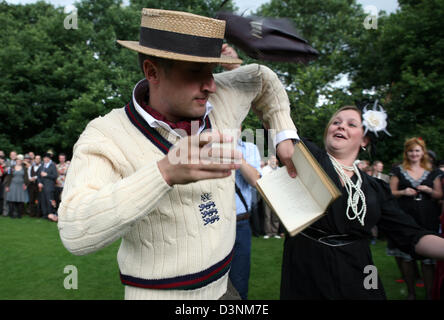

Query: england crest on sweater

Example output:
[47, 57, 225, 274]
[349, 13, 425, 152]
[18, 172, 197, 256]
[199, 192, 220, 226]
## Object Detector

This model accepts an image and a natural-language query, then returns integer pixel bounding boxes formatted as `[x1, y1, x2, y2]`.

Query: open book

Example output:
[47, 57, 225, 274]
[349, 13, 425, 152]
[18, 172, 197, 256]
[256, 141, 341, 236]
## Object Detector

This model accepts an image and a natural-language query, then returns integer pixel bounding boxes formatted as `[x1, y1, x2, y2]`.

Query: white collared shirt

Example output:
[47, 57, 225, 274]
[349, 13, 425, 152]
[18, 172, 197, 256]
[132, 79, 213, 139]
[132, 79, 299, 147]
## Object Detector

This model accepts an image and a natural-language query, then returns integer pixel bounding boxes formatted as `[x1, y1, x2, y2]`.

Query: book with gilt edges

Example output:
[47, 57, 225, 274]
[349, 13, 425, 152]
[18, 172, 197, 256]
[256, 140, 341, 236]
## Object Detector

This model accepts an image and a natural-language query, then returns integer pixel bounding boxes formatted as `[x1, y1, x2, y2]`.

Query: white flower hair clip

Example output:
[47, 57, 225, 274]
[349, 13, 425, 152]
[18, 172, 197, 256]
[362, 100, 391, 137]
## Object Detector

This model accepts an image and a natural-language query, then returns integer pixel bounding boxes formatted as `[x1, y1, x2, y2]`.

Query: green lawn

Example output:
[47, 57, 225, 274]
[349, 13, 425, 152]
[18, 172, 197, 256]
[0, 216, 425, 300]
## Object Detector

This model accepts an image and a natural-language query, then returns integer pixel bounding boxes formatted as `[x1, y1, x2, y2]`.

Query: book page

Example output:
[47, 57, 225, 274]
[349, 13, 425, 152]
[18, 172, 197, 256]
[292, 144, 335, 209]
[257, 167, 322, 233]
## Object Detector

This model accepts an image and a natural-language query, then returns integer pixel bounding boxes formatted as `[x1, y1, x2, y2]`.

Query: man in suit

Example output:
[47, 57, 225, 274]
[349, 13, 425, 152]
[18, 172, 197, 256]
[38, 153, 58, 221]
[28, 155, 42, 217]
[372, 160, 390, 183]
[0, 154, 5, 216]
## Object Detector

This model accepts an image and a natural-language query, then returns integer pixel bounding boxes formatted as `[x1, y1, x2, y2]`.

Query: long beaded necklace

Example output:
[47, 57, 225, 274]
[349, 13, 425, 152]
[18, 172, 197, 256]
[328, 154, 367, 226]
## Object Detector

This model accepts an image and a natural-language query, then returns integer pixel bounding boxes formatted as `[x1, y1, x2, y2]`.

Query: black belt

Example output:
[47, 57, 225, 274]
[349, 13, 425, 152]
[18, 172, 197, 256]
[300, 227, 359, 247]
[236, 212, 251, 222]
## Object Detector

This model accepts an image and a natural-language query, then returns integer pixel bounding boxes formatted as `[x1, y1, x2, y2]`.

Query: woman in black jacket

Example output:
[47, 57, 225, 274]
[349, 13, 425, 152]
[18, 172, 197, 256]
[280, 105, 444, 300]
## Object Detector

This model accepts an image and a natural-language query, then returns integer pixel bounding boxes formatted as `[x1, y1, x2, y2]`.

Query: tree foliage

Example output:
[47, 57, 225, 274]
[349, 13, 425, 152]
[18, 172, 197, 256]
[1, 1, 94, 154]
[0, 0, 236, 157]
[246, 0, 443, 164]
[348, 0, 444, 163]
[0, 0, 442, 167]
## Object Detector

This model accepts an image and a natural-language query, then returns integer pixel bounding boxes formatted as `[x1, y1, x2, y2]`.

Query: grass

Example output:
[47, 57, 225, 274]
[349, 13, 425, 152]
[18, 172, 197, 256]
[0, 216, 426, 300]
[0, 216, 122, 300]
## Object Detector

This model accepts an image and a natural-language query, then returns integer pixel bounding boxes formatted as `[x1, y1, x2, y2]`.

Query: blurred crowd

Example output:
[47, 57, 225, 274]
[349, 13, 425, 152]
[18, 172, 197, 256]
[0, 149, 69, 222]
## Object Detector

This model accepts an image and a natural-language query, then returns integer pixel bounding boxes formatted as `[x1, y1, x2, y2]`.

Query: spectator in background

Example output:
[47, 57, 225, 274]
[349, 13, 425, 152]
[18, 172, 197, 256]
[389, 137, 443, 299]
[28, 152, 35, 165]
[262, 155, 281, 239]
[55, 153, 69, 210]
[23, 154, 32, 169]
[364, 165, 373, 176]
[22, 154, 33, 217]
[46, 149, 54, 159]
[369, 160, 390, 244]
[4, 154, 29, 218]
[372, 160, 390, 183]
[439, 160, 444, 173]
[250, 160, 267, 237]
[5, 150, 17, 168]
[0, 154, 5, 216]
[28, 154, 42, 218]
[357, 159, 370, 171]
[0, 154, 4, 175]
[3, 150, 18, 217]
[38, 153, 58, 222]
[230, 137, 262, 300]
[428, 150, 437, 170]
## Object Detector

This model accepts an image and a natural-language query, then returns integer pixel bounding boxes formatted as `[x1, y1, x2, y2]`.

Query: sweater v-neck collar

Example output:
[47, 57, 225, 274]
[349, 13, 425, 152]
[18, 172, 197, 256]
[125, 99, 212, 155]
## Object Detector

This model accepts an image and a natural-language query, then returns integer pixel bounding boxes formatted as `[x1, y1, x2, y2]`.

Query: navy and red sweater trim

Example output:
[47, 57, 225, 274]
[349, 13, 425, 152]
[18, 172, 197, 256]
[120, 248, 234, 290]
[125, 100, 212, 154]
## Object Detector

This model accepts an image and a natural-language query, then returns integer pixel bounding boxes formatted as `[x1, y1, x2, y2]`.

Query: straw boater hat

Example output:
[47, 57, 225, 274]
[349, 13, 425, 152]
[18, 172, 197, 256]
[117, 8, 242, 64]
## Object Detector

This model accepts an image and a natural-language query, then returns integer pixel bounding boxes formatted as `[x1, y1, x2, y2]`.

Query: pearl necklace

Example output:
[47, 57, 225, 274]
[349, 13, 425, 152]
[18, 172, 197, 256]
[328, 154, 367, 226]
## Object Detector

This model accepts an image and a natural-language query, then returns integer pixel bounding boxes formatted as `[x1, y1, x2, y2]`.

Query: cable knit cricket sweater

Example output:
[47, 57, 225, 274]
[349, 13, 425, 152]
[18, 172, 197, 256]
[58, 64, 297, 300]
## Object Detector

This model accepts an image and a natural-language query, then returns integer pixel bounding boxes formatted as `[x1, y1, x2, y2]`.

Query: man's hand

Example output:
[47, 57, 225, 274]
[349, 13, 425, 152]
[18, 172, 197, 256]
[157, 131, 242, 186]
[41, 171, 47, 177]
[38, 183, 43, 192]
[220, 44, 241, 71]
[276, 139, 297, 178]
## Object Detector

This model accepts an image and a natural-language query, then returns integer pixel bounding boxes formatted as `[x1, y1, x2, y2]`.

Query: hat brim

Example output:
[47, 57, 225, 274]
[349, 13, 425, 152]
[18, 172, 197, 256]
[117, 40, 242, 64]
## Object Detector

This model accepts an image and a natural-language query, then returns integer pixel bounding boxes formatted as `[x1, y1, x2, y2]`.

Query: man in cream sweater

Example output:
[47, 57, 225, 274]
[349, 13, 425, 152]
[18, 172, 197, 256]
[58, 8, 299, 300]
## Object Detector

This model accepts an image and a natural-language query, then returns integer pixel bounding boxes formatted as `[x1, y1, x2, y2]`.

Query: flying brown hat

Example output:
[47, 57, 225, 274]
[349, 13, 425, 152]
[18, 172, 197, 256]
[117, 8, 242, 64]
